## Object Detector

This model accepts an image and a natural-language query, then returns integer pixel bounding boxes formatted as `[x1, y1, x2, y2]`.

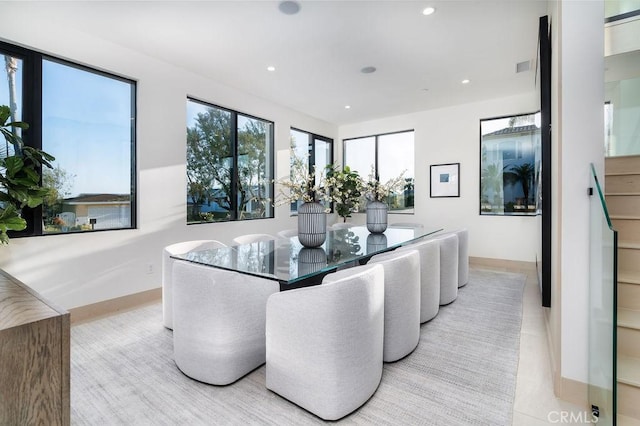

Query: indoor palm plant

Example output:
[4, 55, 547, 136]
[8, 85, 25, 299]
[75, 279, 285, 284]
[0, 105, 55, 244]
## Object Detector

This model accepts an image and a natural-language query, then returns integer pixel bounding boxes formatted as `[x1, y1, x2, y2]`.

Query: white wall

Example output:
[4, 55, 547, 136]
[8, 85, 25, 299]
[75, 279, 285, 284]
[555, 0, 605, 385]
[0, 7, 336, 309]
[339, 93, 539, 262]
[2, 7, 540, 309]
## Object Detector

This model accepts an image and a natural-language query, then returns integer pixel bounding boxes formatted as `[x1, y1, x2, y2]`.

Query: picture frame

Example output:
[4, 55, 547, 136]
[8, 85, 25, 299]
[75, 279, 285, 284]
[430, 163, 460, 198]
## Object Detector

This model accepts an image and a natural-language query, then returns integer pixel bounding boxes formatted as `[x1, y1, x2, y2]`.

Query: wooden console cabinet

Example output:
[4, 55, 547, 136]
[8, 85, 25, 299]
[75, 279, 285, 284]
[0, 270, 70, 425]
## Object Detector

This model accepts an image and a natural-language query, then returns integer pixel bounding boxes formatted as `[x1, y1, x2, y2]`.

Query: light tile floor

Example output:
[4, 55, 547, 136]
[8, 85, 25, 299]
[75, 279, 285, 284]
[485, 264, 594, 425]
[502, 264, 640, 426]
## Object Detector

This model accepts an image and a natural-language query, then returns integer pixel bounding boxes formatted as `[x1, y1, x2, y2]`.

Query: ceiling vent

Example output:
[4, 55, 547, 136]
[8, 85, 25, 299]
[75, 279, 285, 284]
[516, 60, 531, 73]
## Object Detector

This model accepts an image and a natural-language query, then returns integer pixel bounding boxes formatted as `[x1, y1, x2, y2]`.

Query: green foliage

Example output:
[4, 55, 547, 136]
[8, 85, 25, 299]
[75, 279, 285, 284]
[42, 165, 75, 220]
[0, 105, 54, 244]
[503, 162, 535, 208]
[325, 165, 362, 222]
[186, 107, 271, 222]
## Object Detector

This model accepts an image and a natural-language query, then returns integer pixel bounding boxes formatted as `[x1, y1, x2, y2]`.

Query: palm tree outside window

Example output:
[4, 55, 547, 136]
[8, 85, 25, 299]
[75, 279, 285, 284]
[480, 113, 541, 216]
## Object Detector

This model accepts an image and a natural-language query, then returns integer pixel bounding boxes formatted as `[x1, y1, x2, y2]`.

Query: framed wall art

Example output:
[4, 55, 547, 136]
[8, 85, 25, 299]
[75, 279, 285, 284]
[430, 163, 460, 198]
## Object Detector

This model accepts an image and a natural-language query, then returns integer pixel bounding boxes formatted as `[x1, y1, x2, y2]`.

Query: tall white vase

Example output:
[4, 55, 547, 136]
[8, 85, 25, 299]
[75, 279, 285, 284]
[366, 200, 388, 234]
[298, 201, 327, 248]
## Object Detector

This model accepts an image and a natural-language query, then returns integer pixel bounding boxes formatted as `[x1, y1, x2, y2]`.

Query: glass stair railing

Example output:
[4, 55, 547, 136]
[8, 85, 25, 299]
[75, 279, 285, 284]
[588, 163, 618, 425]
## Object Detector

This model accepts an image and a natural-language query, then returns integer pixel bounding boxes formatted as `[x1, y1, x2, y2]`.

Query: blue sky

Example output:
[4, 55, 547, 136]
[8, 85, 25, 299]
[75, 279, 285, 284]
[2, 55, 132, 197]
[42, 60, 132, 197]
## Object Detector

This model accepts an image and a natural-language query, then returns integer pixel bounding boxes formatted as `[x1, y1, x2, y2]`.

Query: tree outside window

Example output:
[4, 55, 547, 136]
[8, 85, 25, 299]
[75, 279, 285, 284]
[480, 113, 540, 215]
[186, 99, 273, 223]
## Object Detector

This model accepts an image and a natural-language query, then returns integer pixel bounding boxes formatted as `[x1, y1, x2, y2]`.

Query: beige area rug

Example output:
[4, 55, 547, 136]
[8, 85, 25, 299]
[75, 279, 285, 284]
[71, 268, 525, 425]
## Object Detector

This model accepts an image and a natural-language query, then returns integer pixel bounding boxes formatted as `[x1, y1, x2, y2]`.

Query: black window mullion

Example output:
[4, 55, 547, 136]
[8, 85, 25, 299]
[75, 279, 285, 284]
[374, 136, 380, 181]
[3, 46, 43, 237]
[308, 133, 315, 171]
[230, 112, 238, 220]
[129, 83, 137, 230]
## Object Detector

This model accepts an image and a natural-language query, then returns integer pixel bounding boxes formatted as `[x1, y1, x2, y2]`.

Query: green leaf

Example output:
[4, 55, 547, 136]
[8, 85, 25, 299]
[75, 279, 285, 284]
[0, 205, 27, 232]
[5, 121, 29, 130]
[4, 156, 24, 177]
[0, 105, 10, 124]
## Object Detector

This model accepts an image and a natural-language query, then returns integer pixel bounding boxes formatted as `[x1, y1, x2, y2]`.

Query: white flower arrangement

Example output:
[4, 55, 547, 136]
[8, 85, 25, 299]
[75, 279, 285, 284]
[273, 153, 331, 210]
[363, 166, 407, 203]
[273, 153, 365, 221]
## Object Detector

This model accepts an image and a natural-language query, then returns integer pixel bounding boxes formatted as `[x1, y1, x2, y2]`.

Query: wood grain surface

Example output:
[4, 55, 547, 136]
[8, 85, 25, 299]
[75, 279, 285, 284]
[0, 271, 70, 426]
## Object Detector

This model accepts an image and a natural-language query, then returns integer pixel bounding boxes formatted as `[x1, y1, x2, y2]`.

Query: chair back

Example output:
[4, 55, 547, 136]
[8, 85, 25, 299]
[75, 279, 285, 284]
[397, 238, 441, 322]
[369, 249, 421, 361]
[232, 233, 274, 245]
[162, 239, 226, 329]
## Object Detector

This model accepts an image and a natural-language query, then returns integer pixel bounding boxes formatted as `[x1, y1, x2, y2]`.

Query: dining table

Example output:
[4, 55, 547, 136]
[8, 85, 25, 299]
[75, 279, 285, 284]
[172, 224, 443, 291]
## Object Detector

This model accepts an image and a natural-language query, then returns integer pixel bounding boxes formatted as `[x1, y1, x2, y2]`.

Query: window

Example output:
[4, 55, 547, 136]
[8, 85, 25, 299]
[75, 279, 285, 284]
[1, 41, 136, 236]
[480, 113, 540, 215]
[186, 98, 274, 223]
[343, 130, 415, 213]
[289, 128, 333, 214]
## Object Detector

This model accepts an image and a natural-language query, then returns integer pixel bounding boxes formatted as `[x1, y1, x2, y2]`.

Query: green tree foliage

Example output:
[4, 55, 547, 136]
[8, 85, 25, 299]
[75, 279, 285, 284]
[481, 163, 503, 203]
[0, 105, 54, 243]
[504, 162, 535, 208]
[42, 165, 75, 221]
[325, 165, 362, 222]
[237, 118, 270, 219]
[186, 107, 270, 222]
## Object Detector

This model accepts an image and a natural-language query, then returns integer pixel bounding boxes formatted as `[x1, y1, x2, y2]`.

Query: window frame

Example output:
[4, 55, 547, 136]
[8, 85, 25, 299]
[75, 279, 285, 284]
[289, 127, 334, 215]
[1, 40, 137, 238]
[186, 97, 275, 224]
[343, 129, 415, 214]
[479, 111, 540, 217]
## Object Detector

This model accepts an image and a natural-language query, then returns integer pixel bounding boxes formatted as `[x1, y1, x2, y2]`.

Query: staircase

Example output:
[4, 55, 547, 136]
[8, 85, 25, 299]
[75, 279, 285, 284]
[605, 155, 640, 423]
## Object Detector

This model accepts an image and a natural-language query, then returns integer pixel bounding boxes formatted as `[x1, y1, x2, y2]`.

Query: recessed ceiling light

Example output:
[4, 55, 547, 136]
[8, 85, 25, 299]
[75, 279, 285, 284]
[361, 66, 377, 74]
[422, 6, 436, 16]
[279, 1, 301, 15]
[267, 66, 276, 72]
[462, 79, 470, 84]
[345, 105, 351, 109]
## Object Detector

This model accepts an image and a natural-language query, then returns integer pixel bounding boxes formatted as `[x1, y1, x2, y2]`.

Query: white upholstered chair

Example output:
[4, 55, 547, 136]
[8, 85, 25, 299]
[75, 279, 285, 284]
[162, 239, 226, 329]
[329, 222, 352, 230]
[277, 228, 297, 238]
[265, 264, 385, 421]
[397, 238, 441, 323]
[433, 233, 459, 305]
[172, 261, 279, 385]
[452, 229, 469, 287]
[389, 222, 424, 228]
[231, 233, 274, 245]
[369, 249, 421, 362]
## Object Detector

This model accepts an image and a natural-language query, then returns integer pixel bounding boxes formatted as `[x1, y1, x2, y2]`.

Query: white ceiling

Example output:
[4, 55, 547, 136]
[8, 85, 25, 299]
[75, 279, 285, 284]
[27, 0, 550, 125]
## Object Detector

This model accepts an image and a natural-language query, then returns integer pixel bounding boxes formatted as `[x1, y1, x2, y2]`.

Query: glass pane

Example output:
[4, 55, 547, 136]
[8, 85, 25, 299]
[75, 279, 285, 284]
[186, 100, 232, 223]
[588, 163, 617, 424]
[290, 129, 310, 214]
[314, 138, 332, 182]
[480, 113, 540, 216]
[41, 59, 134, 233]
[605, 73, 640, 157]
[379, 131, 414, 212]
[605, 1, 640, 19]
[288, 130, 333, 215]
[1, 54, 23, 158]
[344, 136, 375, 176]
[237, 114, 273, 220]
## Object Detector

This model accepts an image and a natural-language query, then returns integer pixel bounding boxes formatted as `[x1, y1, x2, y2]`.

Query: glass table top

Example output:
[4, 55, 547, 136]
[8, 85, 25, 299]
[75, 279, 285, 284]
[173, 225, 443, 289]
